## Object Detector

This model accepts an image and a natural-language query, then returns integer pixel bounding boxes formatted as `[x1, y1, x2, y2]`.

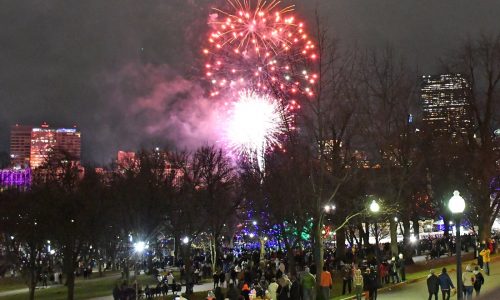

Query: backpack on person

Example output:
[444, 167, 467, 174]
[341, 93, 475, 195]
[475, 272, 484, 287]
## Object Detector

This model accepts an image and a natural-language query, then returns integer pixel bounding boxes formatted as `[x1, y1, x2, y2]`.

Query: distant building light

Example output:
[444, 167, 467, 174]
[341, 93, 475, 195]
[56, 128, 77, 133]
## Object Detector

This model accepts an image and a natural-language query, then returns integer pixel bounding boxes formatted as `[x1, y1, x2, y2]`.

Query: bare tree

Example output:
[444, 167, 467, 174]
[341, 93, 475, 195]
[359, 46, 424, 263]
[191, 146, 239, 272]
[444, 33, 500, 241]
[301, 13, 365, 280]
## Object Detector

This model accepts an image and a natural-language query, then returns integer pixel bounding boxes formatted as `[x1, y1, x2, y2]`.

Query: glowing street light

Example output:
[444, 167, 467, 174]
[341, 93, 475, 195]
[133, 241, 147, 253]
[448, 190, 465, 300]
[182, 236, 190, 244]
[448, 190, 465, 214]
[370, 200, 380, 213]
[324, 204, 336, 213]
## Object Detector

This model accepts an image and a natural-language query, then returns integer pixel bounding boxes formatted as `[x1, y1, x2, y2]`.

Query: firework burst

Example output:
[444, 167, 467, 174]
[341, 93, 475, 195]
[225, 89, 292, 170]
[204, 0, 317, 100]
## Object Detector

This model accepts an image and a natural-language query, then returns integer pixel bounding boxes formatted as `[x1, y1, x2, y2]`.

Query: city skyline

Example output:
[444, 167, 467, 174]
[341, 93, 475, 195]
[1, 1, 500, 164]
[9, 122, 81, 168]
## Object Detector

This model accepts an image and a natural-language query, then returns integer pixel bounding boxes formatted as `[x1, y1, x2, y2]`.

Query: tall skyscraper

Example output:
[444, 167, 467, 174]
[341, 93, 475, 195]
[10, 124, 33, 167]
[421, 74, 473, 136]
[10, 123, 81, 168]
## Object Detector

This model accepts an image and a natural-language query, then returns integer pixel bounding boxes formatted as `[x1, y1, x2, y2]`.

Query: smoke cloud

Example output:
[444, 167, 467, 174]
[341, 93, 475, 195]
[99, 63, 226, 156]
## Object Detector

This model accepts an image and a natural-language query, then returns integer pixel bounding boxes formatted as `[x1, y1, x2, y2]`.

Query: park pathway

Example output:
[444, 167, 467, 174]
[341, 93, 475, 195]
[372, 259, 500, 300]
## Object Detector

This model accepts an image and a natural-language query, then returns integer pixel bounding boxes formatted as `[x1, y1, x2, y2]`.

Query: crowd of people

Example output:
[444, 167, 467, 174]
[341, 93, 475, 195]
[109, 238, 496, 300]
[426, 244, 492, 300]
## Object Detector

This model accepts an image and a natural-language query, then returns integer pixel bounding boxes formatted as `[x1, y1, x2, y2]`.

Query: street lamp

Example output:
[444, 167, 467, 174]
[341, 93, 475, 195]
[133, 240, 148, 300]
[324, 204, 336, 213]
[133, 241, 147, 254]
[448, 190, 465, 300]
[370, 200, 380, 213]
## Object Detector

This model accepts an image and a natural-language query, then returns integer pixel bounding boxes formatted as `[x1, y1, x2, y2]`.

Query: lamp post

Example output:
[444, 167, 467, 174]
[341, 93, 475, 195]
[448, 190, 465, 300]
[133, 241, 147, 300]
[369, 200, 381, 260]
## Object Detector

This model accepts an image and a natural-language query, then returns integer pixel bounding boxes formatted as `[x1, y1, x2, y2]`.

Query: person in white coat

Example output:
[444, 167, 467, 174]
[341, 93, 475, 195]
[268, 278, 279, 300]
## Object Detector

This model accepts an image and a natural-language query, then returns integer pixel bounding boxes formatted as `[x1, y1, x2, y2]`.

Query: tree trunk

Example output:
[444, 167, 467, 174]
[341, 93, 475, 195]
[63, 247, 77, 300]
[443, 215, 450, 239]
[363, 222, 370, 246]
[336, 227, 346, 262]
[479, 210, 492, 243]
[389, 218, 398, 257]
[174, 234, 180, 263]
[313, 222, 324, 285]
[402, 218, 414, 265]
[374, 222, 380, 261]
[210, 235, 217, 272]
[66, 271, 75, 300]
[123, 260, 130, 282]
[28, 268, 36, 300]
[412, 217, 421, 255]
[286, 245, 296, 276]
[259, 238, 266, 262]
[99, 260, 103, 277]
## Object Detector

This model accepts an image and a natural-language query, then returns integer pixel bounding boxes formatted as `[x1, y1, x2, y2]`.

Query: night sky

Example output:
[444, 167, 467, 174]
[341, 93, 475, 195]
[1, 0, 499, 164]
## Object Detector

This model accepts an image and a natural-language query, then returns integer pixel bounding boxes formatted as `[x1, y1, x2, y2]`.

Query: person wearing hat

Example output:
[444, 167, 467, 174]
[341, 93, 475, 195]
[426, 269, 439, 300]
[365, 267, 378, 300]
[462, 265, 475, 299]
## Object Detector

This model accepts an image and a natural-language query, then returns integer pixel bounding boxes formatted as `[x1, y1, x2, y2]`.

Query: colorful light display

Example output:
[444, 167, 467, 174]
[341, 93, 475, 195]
[204, 0, 316, 167]
[225, 89, 291, 170]
[204, 0, 317, 100]
[0, 168, 31, 188]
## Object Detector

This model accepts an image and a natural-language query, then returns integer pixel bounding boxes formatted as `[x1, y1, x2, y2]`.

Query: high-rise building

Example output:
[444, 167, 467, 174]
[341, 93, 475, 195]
[421, 74, 473, 136]
[10, 123, 81, 168]
[30, 123, 81, 168]
[116, 150, 137, 171]
[10, 124, 33, 167]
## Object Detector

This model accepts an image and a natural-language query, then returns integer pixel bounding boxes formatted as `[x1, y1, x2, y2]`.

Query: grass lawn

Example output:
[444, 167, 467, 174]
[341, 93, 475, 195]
[0, 277, 26, 293]
[0, 272, 157, 300]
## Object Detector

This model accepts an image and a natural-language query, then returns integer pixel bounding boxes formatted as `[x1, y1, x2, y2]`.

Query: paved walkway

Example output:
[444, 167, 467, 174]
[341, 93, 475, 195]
[373, 259, 500, 300]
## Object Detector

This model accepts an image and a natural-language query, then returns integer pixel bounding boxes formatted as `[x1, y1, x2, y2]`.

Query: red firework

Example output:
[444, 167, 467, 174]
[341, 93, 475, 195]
[203, 0, 317, 101]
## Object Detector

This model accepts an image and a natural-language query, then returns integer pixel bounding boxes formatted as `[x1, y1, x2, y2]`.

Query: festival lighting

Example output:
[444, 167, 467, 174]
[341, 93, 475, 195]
[204, 0, 317, 99]
[226, 89, 291, 170]
[0, 168, 31, 188]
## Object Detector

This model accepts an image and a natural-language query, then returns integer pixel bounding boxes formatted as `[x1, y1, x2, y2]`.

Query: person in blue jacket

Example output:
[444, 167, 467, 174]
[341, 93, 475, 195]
[438, 268, 455, 300]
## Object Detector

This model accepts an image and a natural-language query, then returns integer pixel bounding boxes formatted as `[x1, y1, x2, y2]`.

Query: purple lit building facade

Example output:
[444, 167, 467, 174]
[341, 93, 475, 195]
[0, 168, 31, 189]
